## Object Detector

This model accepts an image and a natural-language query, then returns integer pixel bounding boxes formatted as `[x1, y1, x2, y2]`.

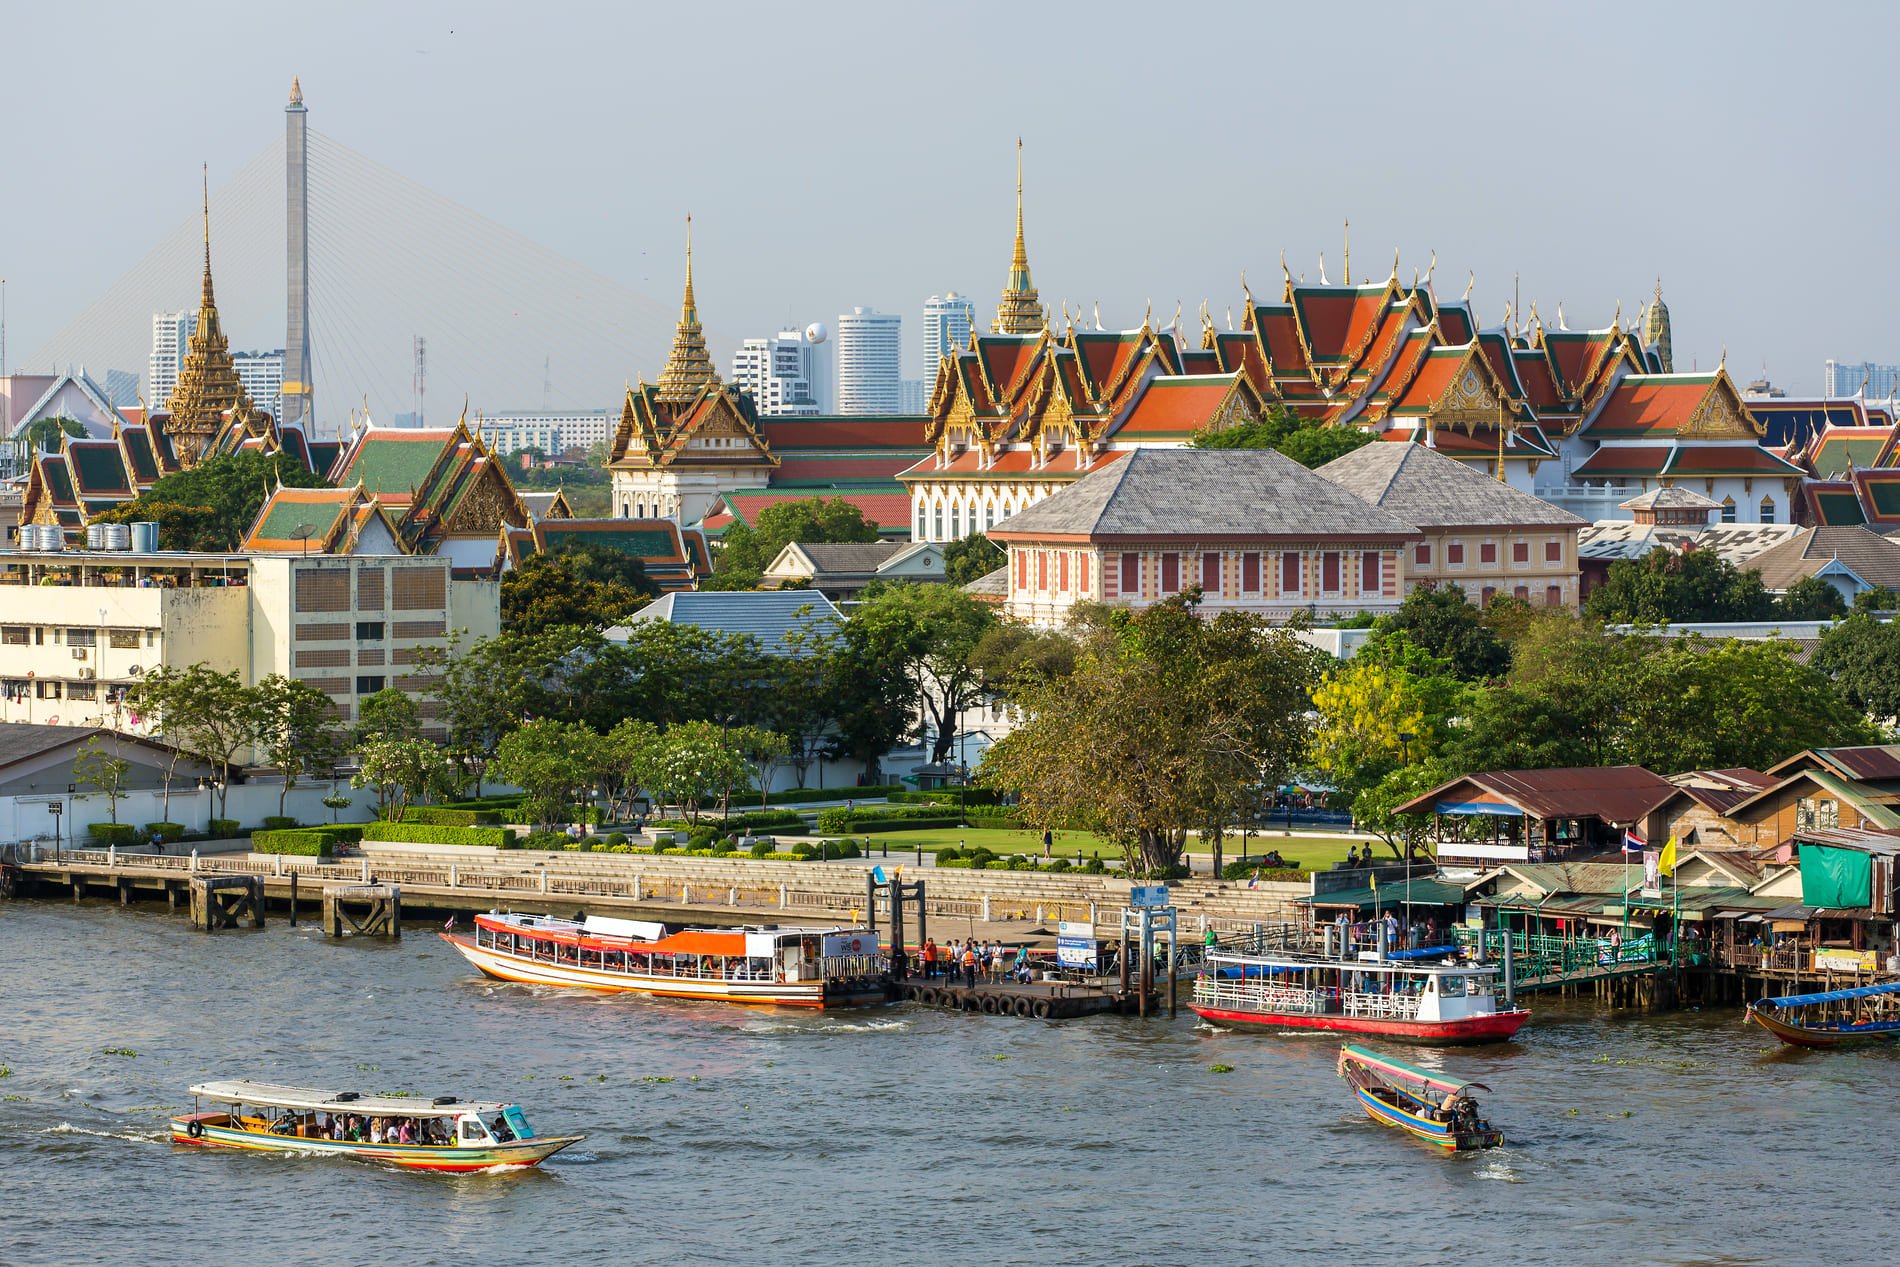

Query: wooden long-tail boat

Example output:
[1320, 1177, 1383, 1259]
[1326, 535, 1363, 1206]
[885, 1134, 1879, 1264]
[1746, 980, 1900, 1048]
[1336, 1044, 1504, 1152]
[171, 1081, 584, 1172]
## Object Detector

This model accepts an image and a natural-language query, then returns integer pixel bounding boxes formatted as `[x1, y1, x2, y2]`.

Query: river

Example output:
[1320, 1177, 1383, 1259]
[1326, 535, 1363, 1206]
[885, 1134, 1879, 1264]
[0, 900, 1886, 1266]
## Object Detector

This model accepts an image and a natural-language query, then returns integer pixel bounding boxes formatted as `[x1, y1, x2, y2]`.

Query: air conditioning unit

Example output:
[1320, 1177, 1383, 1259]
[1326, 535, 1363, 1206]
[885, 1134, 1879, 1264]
[70, 648, 88, 661]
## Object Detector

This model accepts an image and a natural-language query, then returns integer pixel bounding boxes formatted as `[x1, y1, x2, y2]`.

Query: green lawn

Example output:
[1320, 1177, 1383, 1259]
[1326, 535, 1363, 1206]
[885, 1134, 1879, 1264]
[849, 826, 1376, 874]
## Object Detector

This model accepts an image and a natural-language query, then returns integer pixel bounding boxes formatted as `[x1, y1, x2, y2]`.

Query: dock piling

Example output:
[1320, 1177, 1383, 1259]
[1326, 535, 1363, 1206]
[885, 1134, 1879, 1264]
[323, 884, 401, 938]
[189, 875, 264, 931]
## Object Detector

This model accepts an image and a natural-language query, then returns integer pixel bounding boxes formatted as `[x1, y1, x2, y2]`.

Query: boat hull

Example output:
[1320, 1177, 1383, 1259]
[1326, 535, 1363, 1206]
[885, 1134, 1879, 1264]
[1191, 1003, 1530, 1044]
[1354, 1088, 1503, 1152]
[1746, 1005, 1900, 1049]
[441, 933, 887, 1008]
[169, 1116, 582, 1172]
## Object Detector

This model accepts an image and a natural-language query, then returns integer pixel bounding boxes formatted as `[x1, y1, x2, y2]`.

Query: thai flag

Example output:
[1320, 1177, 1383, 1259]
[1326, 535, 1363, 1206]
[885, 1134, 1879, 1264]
[1622, 829, 1646, 854]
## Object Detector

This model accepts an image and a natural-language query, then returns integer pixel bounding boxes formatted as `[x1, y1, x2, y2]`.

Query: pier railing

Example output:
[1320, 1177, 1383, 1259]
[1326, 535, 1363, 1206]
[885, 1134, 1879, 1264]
[1452, 928, 1664, 983]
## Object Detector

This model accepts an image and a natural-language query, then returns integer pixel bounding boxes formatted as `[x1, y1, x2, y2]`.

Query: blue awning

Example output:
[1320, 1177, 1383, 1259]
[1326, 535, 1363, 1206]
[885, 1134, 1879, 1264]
[1434, 801, 1525, 817]
[1757, 980, 1900, 1008]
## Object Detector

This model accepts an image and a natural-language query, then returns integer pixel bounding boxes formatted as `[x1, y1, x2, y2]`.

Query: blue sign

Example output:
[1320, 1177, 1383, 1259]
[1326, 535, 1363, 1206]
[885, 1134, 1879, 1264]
[871, 866, 887, 884]
[1130, 885, 1171, 909]
[1056, 920, 1097, 969]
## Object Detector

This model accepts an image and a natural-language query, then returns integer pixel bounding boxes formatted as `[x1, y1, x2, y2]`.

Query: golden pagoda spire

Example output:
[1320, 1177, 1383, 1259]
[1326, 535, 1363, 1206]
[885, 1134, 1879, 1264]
[655, 214, 719, 403]
[992, 139, 1045, 334]
[166, 164, 245, 467]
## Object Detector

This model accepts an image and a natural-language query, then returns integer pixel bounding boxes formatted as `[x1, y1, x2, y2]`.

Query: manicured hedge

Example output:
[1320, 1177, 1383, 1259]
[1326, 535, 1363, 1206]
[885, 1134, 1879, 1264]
[88, 823, 140, 846]
[143, 822, 185, 839]
[765, 784, 903, 805]
[887, 788, 1002, 807]
[820, 814, 962, 834]
[817, 805, 972, 833]
[388, 806, 500, 827]
[261, 816, 300, 831]
[652, 809, 804, 833]
[361, 821, 511, 848]
[208, 818, 240, 837]
[253, 829, 332, 857]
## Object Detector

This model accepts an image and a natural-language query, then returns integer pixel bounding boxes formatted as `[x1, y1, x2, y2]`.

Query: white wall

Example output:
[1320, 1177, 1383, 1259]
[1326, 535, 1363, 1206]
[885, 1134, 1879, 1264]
[1, 780, 380, 844]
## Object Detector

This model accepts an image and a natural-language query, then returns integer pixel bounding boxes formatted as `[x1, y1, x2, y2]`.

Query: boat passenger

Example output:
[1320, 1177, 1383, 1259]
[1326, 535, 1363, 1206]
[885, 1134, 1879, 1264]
[491, 1115, 515, 1143]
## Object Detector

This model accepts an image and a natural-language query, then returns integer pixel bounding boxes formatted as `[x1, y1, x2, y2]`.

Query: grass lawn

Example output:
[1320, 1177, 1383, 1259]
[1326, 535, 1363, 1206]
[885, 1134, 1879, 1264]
[849, 825, 1379, 874]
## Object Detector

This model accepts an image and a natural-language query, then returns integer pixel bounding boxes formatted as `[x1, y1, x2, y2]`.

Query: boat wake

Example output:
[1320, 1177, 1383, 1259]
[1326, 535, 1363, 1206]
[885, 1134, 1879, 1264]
[742, 1017, 911, 1035]
[44, 1122, 166, 1145]
[1471, 1151, 1524, 1182]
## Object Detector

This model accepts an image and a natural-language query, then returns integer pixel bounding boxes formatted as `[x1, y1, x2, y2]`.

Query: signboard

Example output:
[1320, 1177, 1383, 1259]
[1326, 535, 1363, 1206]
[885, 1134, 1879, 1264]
[1130, 885, 1171, 909]
[1056, 920, 1097, 970]
[823, 932, 875, 958]
[1813, 947, 1879, 974]
[1436, 842, 1528, 862]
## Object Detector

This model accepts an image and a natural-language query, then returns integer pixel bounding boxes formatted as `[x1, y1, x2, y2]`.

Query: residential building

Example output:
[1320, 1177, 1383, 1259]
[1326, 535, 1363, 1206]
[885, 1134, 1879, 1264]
[1744, 525, 1900, 603]
[835, 308, 902, 415]
[1824, 360, 1900, 401]
[232, 349, 285, 423]
[985, 448, 1419, 628]
[148, 309, 197, 415]
[922, 292, 975, 371]
[760, 540, 946, 602]
[730, 330, 822, 417]
[473, 411, 617, 455]
[1315, 441, 1586, 608]
[0, 548, 498, 743]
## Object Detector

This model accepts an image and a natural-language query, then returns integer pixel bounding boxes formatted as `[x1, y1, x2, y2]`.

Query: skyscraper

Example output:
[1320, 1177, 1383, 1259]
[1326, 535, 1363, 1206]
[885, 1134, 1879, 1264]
[149, 309, 197, 409]
[921, 292, 974, 376]
[1824, 360, 1900, 400]
[835, 307, 902, 415]
[730, 329, 821, 416]
[233, 349, 287, 421]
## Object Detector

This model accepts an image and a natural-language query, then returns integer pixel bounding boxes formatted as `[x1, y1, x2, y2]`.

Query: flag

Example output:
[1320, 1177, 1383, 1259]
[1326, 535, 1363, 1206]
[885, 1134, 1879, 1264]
[1622, 829, 1646, 854]
[1658, 835, 1677, 878]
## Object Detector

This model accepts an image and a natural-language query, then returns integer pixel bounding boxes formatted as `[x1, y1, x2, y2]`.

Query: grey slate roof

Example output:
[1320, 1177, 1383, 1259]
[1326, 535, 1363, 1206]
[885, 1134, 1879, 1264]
[0, 723, 182, 771]
[963, 565, 1010, 596]
[1621, 487, 1719, 512]
[790, 542, 908, 572]
[609, 590, 842, 653]
[988, 448, 1419, 540]
[1747, 525, 1900, 593]
[1315, 442, 1584, 529]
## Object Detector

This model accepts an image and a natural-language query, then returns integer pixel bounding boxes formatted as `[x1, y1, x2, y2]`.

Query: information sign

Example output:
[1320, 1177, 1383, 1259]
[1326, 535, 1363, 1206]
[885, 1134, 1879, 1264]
[1056, 920, 1097, 969]
[1130, 885, 1171, 909]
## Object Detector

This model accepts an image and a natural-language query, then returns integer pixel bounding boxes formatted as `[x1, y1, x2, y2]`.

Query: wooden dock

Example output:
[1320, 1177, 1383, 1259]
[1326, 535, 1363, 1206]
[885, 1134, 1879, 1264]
[891, 975, 1156, 1020]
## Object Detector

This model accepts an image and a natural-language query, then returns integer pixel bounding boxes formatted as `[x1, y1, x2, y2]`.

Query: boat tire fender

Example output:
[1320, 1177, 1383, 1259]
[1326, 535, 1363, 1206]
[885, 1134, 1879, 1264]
[980, 995, 999, 1014]
[1012, 997, 1033, 1017]
[1032, 1000, 1054, 1020]
[186, 1119, 204, 1139]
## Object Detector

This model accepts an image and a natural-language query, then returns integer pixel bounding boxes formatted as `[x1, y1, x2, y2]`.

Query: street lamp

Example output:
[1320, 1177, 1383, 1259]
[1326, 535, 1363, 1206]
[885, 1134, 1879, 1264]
[1398, 731, 1416, 764]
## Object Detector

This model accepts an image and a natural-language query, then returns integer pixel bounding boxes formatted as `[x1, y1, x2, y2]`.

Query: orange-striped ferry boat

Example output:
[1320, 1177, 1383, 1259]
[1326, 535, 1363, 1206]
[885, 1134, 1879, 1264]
[442, 911, 891, 1008]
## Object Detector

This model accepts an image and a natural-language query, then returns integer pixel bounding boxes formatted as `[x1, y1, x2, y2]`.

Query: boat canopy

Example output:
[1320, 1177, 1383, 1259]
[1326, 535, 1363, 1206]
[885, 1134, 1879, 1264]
[1338, 1045, 1489, 1098]
[188, 1080, 508, 1117]
[1754, 980, 1900, 1009]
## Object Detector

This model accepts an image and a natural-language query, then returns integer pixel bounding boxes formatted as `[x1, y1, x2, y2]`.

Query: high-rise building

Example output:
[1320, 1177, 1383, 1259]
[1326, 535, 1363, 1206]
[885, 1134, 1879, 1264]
[730, 329, 822, 416]
[233, 349, 286, 420]
[899, 379, 927, 414]
[835, 307, 902, 415]
[149, 309, 197, 410]
[921, 292, 974, 375]
[1824, 360, 1900, 400]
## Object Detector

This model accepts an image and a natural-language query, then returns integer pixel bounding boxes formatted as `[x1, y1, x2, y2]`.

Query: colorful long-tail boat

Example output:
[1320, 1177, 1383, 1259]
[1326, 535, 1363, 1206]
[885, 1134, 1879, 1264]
[1336, 1044, 1505, 1152]
[1746, 980, 1900, 1048]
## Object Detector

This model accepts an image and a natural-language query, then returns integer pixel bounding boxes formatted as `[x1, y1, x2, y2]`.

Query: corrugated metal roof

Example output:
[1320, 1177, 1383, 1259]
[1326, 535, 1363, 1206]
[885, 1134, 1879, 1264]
[1794, 826, 1900, 854]
[1400, 766, 1674, 822]
[609, 590, 843, 654]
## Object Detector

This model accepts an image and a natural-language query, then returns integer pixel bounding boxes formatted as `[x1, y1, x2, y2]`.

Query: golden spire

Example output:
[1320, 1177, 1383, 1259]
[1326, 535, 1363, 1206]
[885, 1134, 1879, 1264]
[289, 75, 303, 106]
[992, 139, 1045, 334]
[166, 164, 245, 467]
[1342, 217, 1350, 286]
[655, 214, 719, 403]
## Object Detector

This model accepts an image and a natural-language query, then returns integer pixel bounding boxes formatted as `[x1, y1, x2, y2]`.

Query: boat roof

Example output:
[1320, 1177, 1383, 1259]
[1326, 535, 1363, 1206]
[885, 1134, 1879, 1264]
[1756, 979, 1900, 1009]
[1207, 950, 1494, 976]
[1339, 1044, 1488, 1097]
[188, 1080, 509, 1117]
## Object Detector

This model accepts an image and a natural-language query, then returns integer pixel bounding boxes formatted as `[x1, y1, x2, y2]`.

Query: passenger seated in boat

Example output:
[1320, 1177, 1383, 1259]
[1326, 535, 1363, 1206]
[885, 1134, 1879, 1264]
[491, 1115, 515, 1143]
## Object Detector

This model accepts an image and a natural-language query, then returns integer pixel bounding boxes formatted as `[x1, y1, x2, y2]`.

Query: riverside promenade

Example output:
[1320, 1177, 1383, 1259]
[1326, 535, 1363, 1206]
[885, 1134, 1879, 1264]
[1, 839, 1311, 944]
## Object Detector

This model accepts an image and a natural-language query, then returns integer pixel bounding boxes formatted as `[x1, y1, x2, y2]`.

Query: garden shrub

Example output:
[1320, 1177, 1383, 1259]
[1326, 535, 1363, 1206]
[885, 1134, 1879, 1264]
[603, 832, 628, 848]
[749, 842, 771, 858]
[208, 818, 241, 838]
[261, 816, 300, 831]
[391, 807, 499, 828]
[361, 822, 511, 848]
[88, 823, 140, 846]
[252, 829, 332, 857]
[936, 846, 961, 862]
[790, 842, 815, 859]
[143, 822, 185, 840]
[520, 830, 567, 851]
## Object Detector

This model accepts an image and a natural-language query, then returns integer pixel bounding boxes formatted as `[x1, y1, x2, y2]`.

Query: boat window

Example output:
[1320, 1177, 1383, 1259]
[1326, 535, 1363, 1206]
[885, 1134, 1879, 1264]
[502, 1107, 533, 1139]
[459, 1118, 491, 1143]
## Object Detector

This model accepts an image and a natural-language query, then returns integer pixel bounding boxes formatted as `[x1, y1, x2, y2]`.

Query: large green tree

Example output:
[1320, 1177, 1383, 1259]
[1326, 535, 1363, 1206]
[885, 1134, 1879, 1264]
[500, 544, 659, 634]
[708, 496, 882, 588]
[93, 451, 329, 550]
[1187, 404, 1375, 468]
[849, 582, 996, 765]
[1371, 585, 1511, 681]
[253, 674, 343, 817]
[136, 663, 260, 822]
[1774, 576, 1848, 621]
[942, 532, 1006, 586]
[980, 597, 1323, 876]
[1813, 613, 1900, 723]
[1582, 547, 1775, 625]
[491, 719, 603, 826]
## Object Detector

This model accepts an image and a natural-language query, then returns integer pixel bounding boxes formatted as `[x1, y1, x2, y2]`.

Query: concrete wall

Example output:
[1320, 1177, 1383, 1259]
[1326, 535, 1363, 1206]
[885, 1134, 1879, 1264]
[1, 779, 380, 843]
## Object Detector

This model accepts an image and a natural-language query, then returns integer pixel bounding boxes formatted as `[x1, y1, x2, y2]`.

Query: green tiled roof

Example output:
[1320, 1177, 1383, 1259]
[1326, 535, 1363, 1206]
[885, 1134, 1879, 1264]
[69, 443, 130, 493]
[254, 496, 346, 544]
[541, 525, 680, 558]
[1813, 490, 1867, 526]
[344, 434, 450, 496]
[123, 430, 159, 482]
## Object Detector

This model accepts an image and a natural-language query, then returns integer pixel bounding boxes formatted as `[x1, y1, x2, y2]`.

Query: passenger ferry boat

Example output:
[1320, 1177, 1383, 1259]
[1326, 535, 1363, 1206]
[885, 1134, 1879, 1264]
[442, 911, 891, 1008]
[171, 1080, 583, 1172]
[1337, 1044, 1505, 1152]
[1191, 949, 1530, 1043]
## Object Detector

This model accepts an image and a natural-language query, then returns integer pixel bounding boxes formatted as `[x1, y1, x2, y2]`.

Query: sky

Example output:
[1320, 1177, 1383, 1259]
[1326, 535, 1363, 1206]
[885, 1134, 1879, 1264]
[3, 0, 1897, 413]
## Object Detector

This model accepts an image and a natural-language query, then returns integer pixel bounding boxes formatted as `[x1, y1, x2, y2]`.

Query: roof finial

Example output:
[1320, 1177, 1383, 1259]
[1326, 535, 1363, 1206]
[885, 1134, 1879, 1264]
[1093, 301, 1102, 332]
[1317, 251, 1328, 286]
[992, 139, 1043, 333]
[289, 75, 303, 106]
[683, 214, 695, 317]
[1391, 245, 1400, 283]
[1463, 270, 1474, 301]
[201, 162, 213, 303]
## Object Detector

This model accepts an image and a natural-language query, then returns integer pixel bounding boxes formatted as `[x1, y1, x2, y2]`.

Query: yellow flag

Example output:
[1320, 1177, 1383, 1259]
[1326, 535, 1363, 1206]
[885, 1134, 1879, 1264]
[1658, 835, 1677, 878]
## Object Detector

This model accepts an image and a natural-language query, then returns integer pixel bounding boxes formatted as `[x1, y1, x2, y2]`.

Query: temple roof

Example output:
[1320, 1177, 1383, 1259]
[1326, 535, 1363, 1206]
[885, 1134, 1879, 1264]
[1748, 526, 1900, 593]
[654, 218, 720, 403]
[992, 141, 1044, 335]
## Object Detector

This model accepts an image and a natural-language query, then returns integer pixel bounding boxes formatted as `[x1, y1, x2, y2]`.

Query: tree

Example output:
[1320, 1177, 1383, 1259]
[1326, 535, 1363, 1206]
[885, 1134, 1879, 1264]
[1351, 759, 1454, 860]
[597, 718, 660, 821]
[980, 597, 1322, 876]
[1775, 576, 1848, 621]
[253, 674, 343, 817]
[638, 721, 749, 824]
[1187, 404, 1375, 468]
[491, 719, 602, 826]
[500, 545, 658, 634]
[92, 451, 329, 550]
[354, 687, 422, 746]
[733, 726, 790, 811]
[1582, 546, 1775, 625]
[1372, 586, 1511, 681]
[73, 735, 131, 825]
[352, 736, 441, 819]
[1308, 649, 1464, 817]
[849, 582, 996, 765]
[709, 496, 882, 588]
[1813, 613, 1900, 724]
[942, 532, 1006, 586]
[19, 416, 86, 454]
[970, 621, 1077, 696]
[136, 663, 259, 822]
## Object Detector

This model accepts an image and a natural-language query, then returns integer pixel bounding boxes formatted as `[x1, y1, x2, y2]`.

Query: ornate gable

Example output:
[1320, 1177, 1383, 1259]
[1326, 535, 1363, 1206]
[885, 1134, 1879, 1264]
[1679, 371, 1765, 440]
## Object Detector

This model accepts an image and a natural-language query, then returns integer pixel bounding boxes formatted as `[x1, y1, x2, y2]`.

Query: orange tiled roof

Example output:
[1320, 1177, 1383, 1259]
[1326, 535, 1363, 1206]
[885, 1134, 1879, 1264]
[1584, 375, 1719, 438]
[1114, 376, 1246, 438]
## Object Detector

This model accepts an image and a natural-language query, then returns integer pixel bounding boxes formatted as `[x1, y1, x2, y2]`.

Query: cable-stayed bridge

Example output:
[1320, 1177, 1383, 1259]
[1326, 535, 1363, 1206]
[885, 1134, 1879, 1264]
[28, 131, 699, 438]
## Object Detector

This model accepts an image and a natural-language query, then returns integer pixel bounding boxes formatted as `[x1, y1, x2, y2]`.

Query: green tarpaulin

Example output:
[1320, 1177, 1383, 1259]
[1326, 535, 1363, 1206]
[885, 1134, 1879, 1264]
[1801, 845, 1873, 909]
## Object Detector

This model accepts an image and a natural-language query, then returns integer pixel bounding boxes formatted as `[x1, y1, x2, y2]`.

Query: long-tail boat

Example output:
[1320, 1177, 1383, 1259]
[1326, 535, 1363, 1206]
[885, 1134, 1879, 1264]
[442, 911, 890, 1008]
[1746, 980, 1900, 1048]
[171, 1081, 584, 1172]
[1336, 1044, 1504, 1152]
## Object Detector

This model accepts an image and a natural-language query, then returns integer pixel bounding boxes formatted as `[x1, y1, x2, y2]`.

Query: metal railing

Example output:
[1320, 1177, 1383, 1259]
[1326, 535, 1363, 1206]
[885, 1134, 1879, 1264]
[1453, 928, 1664, 981]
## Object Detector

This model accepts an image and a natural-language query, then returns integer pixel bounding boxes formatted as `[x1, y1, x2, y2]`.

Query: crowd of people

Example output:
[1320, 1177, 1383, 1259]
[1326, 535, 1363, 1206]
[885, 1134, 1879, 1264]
[272, 1111, 516, 1147]
[1331, 909, 1445, 953]
[913, 937, 1034, 986]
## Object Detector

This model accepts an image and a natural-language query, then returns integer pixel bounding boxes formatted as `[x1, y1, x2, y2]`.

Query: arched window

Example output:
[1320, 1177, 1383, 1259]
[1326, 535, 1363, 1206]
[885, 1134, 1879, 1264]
[1759, 496, 1776, 524]
[916, 506, 927, 539]
[1720, 496, 1737, 524]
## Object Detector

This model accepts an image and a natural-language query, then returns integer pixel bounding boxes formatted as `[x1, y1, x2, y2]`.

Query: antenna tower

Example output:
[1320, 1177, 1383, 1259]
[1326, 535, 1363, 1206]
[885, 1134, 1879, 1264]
[412, 335, 426, 425]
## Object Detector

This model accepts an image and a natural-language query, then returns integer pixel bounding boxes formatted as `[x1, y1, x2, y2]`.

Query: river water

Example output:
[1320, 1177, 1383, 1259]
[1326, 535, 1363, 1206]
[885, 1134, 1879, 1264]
[0, 900, 1886, 1266]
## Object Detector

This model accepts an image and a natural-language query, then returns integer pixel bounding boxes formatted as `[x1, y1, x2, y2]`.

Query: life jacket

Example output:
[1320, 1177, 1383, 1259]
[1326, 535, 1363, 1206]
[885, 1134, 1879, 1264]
[962, 949, 976, 967]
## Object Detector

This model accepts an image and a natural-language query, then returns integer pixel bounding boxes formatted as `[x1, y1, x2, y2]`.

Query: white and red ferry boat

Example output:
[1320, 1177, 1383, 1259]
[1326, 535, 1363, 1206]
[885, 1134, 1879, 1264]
[1190, 950, 1530, 1043]
[442, 911, 890, 1009]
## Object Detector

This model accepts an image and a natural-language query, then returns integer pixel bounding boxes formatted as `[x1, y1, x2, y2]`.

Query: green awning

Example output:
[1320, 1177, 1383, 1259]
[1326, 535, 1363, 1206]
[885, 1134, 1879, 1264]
[1294, 878, 1469, 911]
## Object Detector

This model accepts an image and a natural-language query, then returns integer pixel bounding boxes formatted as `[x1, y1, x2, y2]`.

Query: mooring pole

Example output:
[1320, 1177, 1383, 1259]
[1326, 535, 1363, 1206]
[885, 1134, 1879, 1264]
[1167, 911, 1178, 1019]
[289, 871, 298, 927]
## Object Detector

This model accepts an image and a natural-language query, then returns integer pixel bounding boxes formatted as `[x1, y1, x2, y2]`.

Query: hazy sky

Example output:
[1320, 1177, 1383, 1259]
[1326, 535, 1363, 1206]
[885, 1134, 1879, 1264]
[4, 0, 1897, 405]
